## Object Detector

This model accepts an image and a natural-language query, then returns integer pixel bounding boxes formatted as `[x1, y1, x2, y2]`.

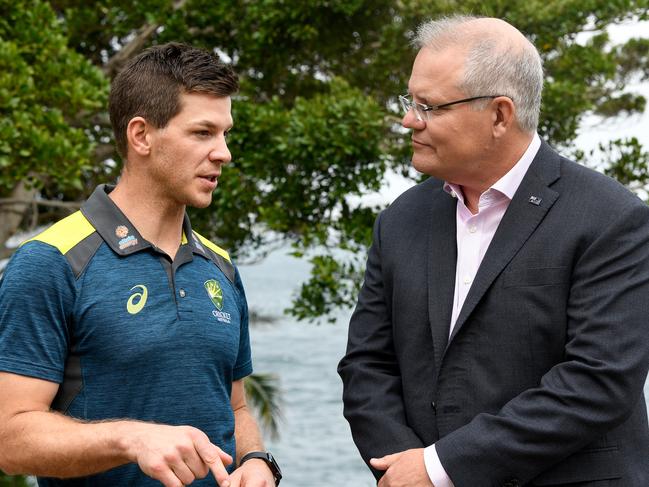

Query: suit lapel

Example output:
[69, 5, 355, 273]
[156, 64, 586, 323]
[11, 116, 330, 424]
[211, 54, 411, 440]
[448, 142, 561, 346]
[427, 184, 458, 372]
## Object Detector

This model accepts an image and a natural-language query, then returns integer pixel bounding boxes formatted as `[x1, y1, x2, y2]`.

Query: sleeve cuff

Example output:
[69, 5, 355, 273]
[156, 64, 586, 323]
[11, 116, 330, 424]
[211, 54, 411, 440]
[232, 361, 253, 381]
[423, 444, 455, 487]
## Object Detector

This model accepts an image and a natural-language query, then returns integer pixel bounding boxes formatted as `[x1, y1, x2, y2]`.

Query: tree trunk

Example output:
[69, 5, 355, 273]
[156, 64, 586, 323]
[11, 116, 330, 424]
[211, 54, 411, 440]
[0, 182, 36, 258]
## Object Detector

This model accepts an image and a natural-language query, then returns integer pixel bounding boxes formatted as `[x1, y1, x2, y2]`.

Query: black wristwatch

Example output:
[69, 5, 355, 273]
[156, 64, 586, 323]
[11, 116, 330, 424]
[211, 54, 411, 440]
[239, 451, 282, 485]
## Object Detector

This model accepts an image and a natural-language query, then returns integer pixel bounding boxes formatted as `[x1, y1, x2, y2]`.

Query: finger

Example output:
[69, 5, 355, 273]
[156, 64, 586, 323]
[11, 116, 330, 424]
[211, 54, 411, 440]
[370, 452, 400, 470]
[196, 438, 233, 467]
[192, 432, 232, 486]
[228, 468, 243, 487]
[208, 459, 231, 487]
[219, 448, 233, 466]
[200, 447, 231, 487]
[147, 463, 185, 487]
[182, 449, 210, 479]
[170, 460, 196, 486]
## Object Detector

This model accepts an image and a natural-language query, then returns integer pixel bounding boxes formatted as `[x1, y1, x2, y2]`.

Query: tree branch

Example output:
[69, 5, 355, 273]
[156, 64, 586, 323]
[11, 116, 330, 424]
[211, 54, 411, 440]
[29, 199, 39, 232]
[103, 0, 189, 78]
[0, 245, 15, 260]
[104, 24, 159, 78]
[187, 25, 215, 37]
[0, 199, 82, 210]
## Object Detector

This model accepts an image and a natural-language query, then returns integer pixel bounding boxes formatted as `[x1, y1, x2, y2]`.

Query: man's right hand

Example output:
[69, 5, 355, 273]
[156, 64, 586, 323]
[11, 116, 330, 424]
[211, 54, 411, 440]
[0, 372, 232, 483]
[122, 422, 232, 487]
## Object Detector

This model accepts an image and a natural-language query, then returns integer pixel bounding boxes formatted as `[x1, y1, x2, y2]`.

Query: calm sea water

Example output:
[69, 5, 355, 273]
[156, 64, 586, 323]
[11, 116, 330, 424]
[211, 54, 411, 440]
[240, 251, 374, 487]
[240, 249, 649, 487]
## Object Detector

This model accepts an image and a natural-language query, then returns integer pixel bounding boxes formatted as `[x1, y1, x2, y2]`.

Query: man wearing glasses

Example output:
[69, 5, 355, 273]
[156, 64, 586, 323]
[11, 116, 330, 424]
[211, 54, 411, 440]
[339, 15, 649, 487]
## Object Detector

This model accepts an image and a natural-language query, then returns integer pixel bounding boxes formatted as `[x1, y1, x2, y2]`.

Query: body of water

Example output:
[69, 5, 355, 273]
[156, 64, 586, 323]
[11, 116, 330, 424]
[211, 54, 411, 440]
[240, 251, 373, 487]
[240, 249, 649, 487]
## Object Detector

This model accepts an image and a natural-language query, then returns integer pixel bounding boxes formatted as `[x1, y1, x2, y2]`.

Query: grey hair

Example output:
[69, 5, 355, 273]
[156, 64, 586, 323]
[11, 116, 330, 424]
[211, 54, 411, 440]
[413, 15, 543, 133]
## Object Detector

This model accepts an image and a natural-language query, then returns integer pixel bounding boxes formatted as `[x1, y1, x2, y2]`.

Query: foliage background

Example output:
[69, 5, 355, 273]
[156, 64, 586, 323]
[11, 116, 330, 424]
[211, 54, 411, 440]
[1, 0, 649, 482]
[2, 0, 648, 322]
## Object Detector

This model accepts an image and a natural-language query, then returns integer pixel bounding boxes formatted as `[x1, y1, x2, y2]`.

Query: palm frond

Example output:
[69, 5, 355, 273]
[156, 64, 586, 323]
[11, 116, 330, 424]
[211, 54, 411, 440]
[244, 373, 283, 440]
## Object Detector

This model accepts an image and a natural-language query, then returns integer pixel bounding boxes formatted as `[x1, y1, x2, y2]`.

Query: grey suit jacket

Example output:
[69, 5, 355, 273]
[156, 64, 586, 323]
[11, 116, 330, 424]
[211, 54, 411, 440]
[338, 142, 649, 487]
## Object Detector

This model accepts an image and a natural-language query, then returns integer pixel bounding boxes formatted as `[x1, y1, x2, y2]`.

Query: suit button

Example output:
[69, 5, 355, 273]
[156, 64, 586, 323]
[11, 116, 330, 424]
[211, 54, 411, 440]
[430, 401, 436, 412]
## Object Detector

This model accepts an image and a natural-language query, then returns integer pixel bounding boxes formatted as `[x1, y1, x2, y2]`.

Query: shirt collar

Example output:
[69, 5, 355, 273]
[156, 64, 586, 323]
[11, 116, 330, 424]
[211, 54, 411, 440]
[444, 132, 541, 202]
[80, 184, 202, 257]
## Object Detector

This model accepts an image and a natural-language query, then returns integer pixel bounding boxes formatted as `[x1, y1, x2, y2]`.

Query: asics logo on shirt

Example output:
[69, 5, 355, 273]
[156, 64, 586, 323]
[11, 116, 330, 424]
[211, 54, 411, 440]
[127, 284, 148, 315]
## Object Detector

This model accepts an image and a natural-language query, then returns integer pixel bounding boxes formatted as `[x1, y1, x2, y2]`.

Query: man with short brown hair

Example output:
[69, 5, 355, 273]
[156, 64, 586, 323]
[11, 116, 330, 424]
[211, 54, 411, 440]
[0, 43, 281, 487]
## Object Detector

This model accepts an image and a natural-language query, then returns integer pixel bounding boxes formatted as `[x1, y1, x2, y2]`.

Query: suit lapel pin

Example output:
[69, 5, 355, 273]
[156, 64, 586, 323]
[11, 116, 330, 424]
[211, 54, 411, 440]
[528, 195, 542, 206]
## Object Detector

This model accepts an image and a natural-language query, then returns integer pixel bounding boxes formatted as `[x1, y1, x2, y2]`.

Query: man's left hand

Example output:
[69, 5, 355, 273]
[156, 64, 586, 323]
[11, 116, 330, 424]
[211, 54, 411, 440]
[228, 458, 276, 487]
[371, 448, 434, 487]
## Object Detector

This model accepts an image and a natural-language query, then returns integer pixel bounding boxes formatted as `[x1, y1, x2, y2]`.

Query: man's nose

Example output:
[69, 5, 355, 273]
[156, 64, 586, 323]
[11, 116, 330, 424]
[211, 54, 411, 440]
[401, 108, 424, 129]
[209, 138, 231, 164]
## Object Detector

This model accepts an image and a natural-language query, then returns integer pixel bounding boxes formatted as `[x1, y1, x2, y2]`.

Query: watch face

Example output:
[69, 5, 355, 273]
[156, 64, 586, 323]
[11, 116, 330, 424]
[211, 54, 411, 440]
[267, 452, 282, 481]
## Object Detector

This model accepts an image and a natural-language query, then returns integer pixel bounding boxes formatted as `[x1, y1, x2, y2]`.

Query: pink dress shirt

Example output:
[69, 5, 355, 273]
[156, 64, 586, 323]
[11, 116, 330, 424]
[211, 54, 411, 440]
[423, 133, 541, 487]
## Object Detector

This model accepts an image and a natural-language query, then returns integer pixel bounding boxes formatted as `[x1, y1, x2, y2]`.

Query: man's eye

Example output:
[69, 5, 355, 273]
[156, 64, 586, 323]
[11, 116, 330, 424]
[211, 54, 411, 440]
[224, 130, 230, 139]
[427, 105, 448, 115]
[195, 130, 211, 137]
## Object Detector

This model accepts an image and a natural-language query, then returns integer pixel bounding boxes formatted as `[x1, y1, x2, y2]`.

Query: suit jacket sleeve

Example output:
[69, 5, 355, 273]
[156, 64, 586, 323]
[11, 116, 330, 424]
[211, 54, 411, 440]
[338, 212, 425, 478]
[436, 195, 649, 486]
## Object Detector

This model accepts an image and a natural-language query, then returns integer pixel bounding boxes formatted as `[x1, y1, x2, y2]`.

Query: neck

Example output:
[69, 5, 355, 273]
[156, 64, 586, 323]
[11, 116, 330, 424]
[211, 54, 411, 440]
[109, 172, 185, 259]
[461, 131, 534, 213]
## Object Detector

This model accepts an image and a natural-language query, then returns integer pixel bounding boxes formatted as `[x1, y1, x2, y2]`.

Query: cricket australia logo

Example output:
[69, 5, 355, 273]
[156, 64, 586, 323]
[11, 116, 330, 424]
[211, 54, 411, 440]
[204, 279, 231, 324]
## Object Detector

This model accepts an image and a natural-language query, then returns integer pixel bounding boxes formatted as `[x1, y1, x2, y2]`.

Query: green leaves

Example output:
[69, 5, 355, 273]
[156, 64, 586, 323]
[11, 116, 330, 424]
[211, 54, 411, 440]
[289, 253, 367, 323]
[0, 472, 31, 486]
[0, 0, 108, 195]
[2, 0, 648, 323]
[190, 77, 385, 260]
[601, 137, 649, 198]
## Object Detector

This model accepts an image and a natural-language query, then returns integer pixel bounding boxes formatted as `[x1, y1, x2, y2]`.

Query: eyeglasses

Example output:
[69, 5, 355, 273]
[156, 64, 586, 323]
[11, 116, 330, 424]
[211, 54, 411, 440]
[399, 94, 507, 121]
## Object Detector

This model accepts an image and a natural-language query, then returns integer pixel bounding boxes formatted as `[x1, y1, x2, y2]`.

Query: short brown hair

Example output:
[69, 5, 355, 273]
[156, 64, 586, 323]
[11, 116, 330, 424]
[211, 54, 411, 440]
[109, 42, 239, 158]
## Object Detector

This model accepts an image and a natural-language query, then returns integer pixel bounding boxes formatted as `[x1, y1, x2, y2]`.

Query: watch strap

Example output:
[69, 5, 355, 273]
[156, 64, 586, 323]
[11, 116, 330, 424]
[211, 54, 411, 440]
[239, 451, 282, 485]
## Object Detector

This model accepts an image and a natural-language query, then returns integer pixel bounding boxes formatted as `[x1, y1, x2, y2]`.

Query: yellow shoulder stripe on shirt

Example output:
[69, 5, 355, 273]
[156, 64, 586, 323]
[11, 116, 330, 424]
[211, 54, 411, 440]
[193, 231, 231, 262]
[21, 211, 96, 255]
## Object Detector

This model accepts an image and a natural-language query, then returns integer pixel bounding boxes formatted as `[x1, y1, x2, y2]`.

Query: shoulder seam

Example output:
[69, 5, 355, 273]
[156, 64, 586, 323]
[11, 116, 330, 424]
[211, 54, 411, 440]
[22, 211, 97, 255]
[193, 231, 231, 262]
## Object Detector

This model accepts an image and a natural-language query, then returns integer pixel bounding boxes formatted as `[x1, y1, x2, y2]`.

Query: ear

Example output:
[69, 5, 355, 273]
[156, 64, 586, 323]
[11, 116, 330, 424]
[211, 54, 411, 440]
[126, 116, 152, 156]
[491, 96, 516, 138]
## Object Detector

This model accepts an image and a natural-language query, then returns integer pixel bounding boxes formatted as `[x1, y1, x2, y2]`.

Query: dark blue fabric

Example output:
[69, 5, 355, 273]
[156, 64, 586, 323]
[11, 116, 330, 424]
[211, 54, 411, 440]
[339, 142, 649, 486]
[0, 238, 252, 486]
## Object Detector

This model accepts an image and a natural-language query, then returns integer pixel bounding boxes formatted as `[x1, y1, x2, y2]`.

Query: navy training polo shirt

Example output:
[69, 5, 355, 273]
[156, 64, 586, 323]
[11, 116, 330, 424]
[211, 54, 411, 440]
[0, 185, 253, 486]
